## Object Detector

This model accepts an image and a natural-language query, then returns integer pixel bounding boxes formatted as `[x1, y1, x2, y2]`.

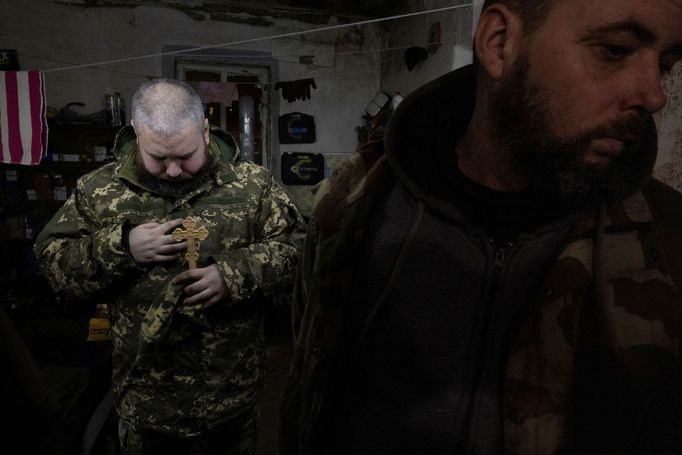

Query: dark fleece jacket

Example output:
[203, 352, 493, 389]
[280, 64, 682, 455]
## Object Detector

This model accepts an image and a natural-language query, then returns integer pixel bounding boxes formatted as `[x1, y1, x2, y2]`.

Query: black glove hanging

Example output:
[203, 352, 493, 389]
[298, 78, 316, 100]
[274, 78, 317, 102]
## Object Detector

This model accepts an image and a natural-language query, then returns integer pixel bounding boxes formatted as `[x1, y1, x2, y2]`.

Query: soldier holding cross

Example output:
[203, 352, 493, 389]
[34, 79, 305, 454]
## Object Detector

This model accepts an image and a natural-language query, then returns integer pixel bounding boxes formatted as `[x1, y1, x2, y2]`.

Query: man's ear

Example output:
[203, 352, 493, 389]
[474, 4, 523, 80]
[203, 119, 210, 145]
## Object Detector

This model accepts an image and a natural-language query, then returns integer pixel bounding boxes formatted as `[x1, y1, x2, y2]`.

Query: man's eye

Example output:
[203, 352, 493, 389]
[601, 44, 632, 60]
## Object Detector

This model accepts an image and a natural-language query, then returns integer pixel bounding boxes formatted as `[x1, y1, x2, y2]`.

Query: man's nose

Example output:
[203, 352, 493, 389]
[165, 160, 182, 178]
[631, 62, 667, 115]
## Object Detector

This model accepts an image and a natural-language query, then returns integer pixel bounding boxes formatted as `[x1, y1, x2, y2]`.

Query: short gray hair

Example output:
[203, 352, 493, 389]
[131, 78, 205, 134]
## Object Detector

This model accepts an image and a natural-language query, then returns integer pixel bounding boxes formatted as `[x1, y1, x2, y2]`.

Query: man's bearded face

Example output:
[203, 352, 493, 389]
[488, 52, 653, 209]
[135, 154, 217, 199]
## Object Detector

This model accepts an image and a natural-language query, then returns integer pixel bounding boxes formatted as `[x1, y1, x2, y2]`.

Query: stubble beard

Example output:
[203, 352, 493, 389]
[488, 53, 654, 210]
[135, 154, 218, 199]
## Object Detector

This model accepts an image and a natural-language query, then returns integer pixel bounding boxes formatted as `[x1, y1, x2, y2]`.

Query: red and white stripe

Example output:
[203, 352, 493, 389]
[0, 70, 48, 165]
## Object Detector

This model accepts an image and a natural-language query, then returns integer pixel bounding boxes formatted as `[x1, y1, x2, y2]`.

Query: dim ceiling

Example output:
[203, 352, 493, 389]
[54, 0, 409, 25]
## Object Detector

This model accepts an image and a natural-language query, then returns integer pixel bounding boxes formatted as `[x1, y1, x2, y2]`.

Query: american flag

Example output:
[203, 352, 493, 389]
[0, 70, 48, 165]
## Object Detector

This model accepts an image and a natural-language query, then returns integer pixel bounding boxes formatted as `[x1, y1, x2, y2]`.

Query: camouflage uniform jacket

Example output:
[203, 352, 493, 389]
[35, 125, 305, 436]
[280, 66, 682, 454]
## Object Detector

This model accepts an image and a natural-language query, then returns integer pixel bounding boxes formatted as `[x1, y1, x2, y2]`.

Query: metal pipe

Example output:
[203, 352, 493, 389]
[239, 95, 255, 162]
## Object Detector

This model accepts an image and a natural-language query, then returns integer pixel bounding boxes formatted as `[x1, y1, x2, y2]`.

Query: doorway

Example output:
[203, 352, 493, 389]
[176, 61, 271, 168]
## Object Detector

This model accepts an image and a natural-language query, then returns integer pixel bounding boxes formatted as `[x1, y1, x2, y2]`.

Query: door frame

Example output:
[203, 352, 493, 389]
[162, 45, 282, 179]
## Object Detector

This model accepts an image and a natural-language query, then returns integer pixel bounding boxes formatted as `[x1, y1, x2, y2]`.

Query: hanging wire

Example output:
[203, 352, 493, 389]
[37, 3, 472, 73]
[16, 38, 443, 83]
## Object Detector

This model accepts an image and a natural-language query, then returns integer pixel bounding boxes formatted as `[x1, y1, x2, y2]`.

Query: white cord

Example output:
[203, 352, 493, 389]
[42, 3, 473, 73]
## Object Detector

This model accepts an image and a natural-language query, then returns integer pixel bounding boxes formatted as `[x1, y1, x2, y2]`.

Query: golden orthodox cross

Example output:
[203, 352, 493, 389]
[171, 217, 208, 270]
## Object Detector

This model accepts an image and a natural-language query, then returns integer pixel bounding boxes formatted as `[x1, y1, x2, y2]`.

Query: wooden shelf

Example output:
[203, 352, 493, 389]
[1, 123, 120, 303]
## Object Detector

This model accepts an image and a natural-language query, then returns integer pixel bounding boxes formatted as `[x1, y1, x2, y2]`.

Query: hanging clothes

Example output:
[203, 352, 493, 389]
[0, 70, 48, 165]
[196, 81, 240, 106]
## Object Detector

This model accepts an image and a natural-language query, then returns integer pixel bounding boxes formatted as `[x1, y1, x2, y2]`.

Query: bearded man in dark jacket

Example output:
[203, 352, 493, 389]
[280, 0, 682, 454]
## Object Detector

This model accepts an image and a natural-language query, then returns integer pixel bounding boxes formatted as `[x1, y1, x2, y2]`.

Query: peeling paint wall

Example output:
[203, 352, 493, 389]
[51, 0, 406, 25]
[5, 0, 681, 207]
[653, 64, 682, 192]
[379, 0, 474, 95]
[2, 0, 380, 212]
[277, 26, 380, 214]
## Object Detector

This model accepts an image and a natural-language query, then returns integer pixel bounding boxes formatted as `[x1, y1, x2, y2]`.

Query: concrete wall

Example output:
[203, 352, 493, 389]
[1, 0, 381, 212]
[654, 64, 682, 191]
[3, 0, 682, 205]
[379, 0, 474, 96]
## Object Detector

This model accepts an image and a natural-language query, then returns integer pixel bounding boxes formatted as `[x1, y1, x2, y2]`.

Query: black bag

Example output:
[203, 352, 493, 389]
[281, 152, 324, 185]
[278, 112, 316, 143]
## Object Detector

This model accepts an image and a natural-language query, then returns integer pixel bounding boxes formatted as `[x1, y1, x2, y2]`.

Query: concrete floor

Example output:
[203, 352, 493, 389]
[257, 298, 295, 455]
[257, 344, 293, 455]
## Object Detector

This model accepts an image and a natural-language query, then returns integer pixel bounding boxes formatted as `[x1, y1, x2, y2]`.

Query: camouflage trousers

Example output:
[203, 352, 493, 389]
[120, 408, 259, 455]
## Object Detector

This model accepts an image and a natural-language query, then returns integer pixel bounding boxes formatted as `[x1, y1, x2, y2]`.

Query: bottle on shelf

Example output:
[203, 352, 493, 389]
[87, 303, 112, 341]
[105, 92, 125, 126]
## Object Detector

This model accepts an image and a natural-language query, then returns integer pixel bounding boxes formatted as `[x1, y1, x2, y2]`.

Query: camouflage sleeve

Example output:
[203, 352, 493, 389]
[33, 178, 139, 299]
[212, 175, 306, 302]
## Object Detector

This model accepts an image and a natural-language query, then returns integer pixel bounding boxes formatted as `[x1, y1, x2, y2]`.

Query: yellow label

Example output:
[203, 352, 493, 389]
[87, 318, 111, 341]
